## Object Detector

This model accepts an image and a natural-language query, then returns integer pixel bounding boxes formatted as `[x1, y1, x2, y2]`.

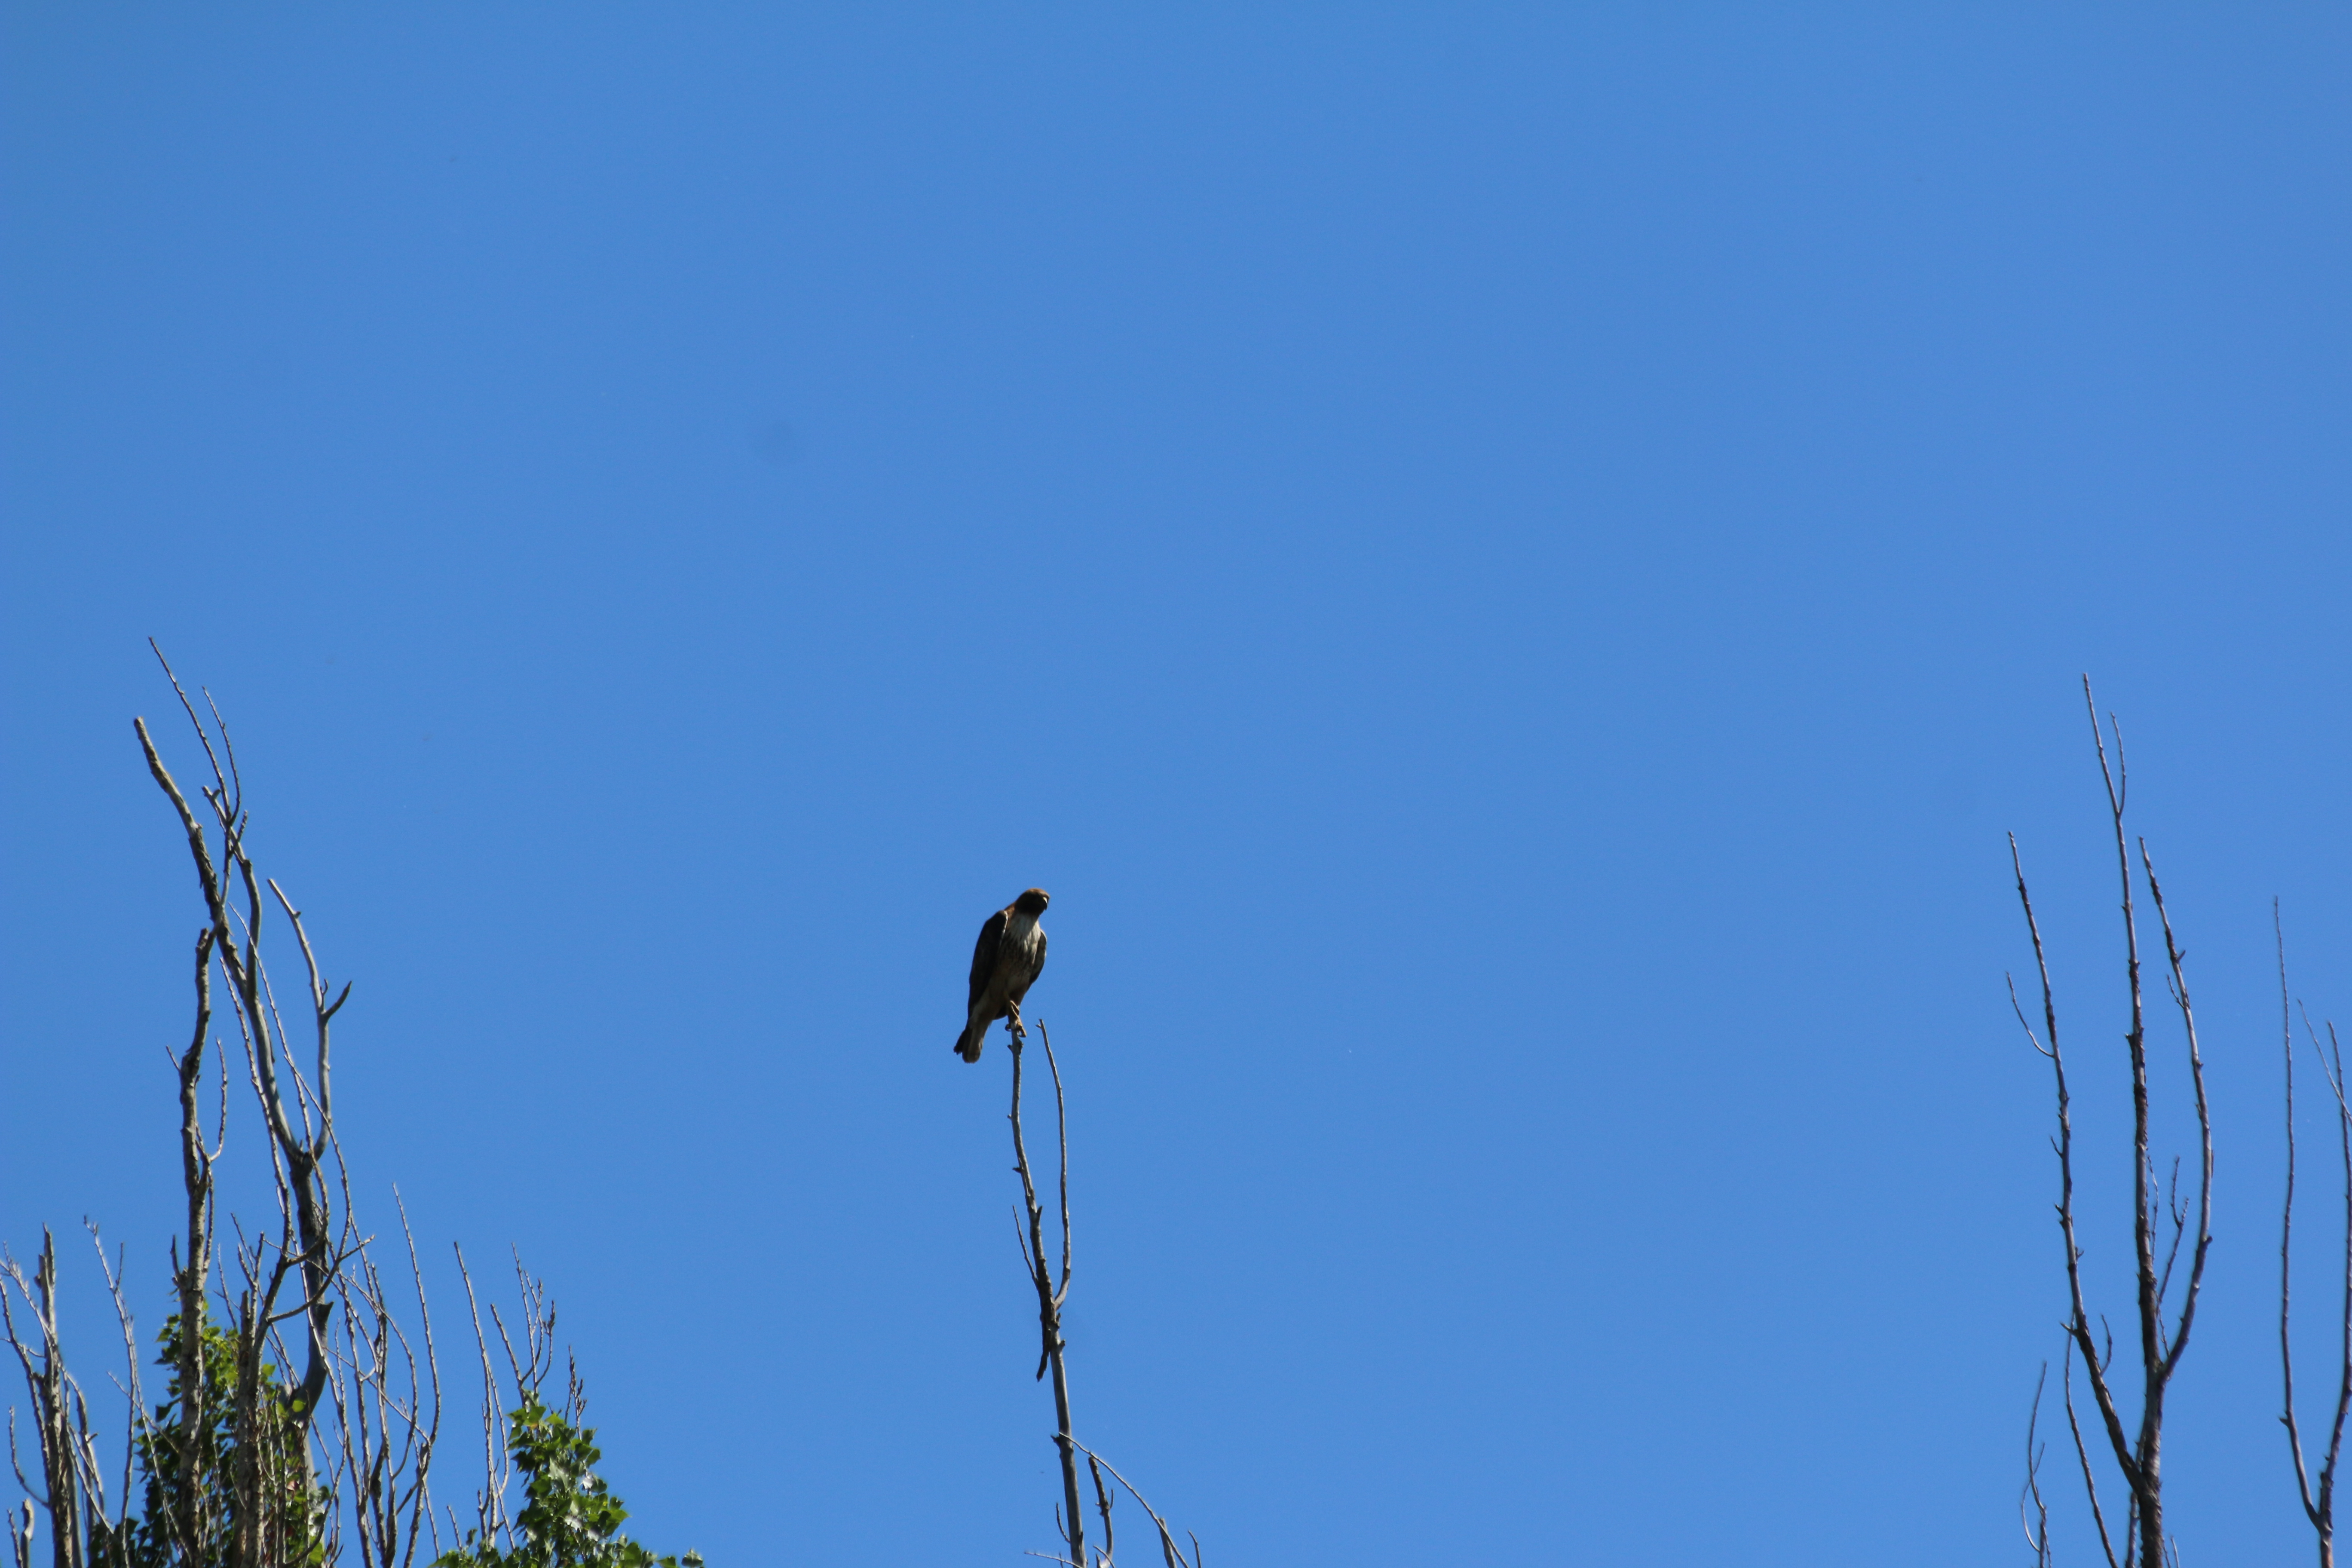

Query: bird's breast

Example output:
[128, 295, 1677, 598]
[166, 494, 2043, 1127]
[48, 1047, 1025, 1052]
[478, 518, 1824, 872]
[1001, 915, 1044, 971]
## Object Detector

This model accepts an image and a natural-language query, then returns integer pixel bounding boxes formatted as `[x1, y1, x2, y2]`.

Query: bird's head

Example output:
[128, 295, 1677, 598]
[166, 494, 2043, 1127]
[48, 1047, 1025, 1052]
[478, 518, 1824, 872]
[1014, 888, 1051, 916]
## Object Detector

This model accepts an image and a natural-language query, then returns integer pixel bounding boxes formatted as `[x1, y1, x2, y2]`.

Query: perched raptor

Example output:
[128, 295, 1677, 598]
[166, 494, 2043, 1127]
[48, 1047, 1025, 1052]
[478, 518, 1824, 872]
[956, 888, 1050, 1062]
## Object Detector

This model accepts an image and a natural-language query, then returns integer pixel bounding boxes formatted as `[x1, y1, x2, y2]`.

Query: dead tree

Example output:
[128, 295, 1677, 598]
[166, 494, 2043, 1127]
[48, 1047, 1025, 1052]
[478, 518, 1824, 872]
[999, 1009, 1198, 1568]
[132, 672, 340, 1476]
[2009, 680, 2215, 1568]
[3, 654, 444, 1568]
[0, 1234, 112, 1568]
[2279, 910, 2352, 1568]
[6, 655, 701, 1568]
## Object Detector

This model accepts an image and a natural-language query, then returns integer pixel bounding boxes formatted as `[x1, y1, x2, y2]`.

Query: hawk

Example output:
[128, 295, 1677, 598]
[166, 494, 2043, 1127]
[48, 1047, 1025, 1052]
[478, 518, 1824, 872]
[956, 888, 1050, 1062]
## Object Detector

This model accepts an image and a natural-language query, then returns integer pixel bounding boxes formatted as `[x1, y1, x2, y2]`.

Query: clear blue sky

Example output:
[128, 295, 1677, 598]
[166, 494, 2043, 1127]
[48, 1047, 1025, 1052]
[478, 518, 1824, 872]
[4, 8, 2349, 1563]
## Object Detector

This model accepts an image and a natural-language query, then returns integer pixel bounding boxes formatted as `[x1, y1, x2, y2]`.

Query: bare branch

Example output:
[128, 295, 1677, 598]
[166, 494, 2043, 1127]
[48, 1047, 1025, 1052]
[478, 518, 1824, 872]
[1063, 1439, 1193, 1568]
[2326, 1020, 2352, 1561]
[1088, 1450, 1117, 1568]
[2022, 1365, 2052, 1568]
[2140, 839, 2214, 1392]
[452, 1246, 512, 1548]
[2062, 1342, 2121, 1568]
[2010, 683, 2210, 1567]
[268, 877, 341, 1154]
[1042, 1026, 1074, 1305]
[1008, 1023, 1087, 1566]
[2296, 1004, 2352, 1568]
[2283, 907, 2323, 1533]
[146, 642, 231, 829]
[0, 1233, 89, 1568]
[2012, 834, 2138, 1490]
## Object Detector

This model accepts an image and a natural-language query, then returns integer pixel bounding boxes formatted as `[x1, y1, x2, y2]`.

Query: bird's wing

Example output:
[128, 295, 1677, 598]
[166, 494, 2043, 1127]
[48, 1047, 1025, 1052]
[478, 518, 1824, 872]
[967, 908, 1009, 1010]
[1010, 925, 1046, 1004]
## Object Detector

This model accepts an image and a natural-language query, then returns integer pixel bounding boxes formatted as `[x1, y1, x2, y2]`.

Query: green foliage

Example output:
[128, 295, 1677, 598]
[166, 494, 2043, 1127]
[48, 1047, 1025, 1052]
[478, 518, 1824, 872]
[75, 1311, 689, 1568]
[93, 1311, 326, 1568]
[433, 1395, 701, 1568]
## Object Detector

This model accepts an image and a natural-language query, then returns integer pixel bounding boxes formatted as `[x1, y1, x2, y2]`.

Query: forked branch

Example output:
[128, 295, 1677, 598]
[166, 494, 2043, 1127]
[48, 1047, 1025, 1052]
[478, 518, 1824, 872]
[2007, 680, 2214, 1568]
[1009, 1020, 1091, 1566]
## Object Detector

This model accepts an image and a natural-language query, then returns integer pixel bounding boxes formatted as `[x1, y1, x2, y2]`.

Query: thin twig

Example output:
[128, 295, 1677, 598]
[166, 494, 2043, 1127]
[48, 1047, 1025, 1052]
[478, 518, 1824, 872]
[2022, 1365, 2052, 1568]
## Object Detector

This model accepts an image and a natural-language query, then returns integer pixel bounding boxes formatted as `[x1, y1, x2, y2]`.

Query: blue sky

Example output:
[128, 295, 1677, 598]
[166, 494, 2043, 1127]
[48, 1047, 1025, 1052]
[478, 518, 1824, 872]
[3, 7, 2349, 1563]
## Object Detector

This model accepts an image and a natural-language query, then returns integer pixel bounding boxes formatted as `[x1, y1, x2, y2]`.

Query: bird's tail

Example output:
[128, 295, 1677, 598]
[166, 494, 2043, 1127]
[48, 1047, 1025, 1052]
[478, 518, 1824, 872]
[955, 1020, 984, 1063]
